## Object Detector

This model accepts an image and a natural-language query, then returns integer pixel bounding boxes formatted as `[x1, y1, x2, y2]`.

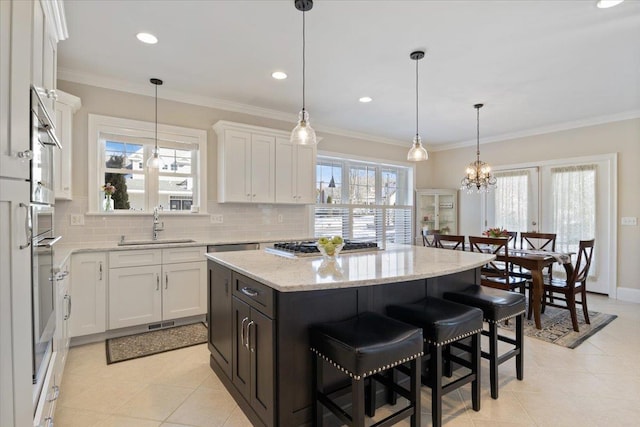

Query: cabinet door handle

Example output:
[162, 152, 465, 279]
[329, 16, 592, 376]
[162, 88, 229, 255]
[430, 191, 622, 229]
[241, 287, 259, 297]
[99, 262, 103, 280]
[165, 273, 168, 289]
[156, 274, 160, 291]
[241, 317, 249, 349]
[64, 295, 71, 320]
[19, 203, 31, 250]
[247, 320, 255, 352]
[47, 385, 60, 402]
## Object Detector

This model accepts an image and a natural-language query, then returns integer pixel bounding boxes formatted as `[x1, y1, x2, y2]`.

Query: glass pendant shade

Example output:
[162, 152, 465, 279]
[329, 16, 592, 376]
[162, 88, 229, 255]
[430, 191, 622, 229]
[291, 109, 317, 145]
[147, 150, 164, 169]
[407, 135, 428, 161]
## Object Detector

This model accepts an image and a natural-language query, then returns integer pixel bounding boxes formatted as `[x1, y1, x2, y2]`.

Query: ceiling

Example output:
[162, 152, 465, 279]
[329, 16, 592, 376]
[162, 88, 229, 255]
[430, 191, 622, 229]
[58, 0, 640, 149]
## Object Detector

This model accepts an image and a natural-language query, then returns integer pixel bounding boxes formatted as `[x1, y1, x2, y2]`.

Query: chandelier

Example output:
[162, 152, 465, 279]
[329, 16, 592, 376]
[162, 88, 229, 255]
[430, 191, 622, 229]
[460, 103, 496, 193]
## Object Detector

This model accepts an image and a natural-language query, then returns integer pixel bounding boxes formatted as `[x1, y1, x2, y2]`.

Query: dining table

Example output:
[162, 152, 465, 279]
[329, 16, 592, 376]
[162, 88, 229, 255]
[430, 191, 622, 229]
[505, 249, 574, 329]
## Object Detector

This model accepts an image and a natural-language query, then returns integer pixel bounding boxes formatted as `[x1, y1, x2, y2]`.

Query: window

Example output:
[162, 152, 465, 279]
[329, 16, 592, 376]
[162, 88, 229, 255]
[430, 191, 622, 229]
[315, 156, 413, 244]
[88, 115, 207, 213]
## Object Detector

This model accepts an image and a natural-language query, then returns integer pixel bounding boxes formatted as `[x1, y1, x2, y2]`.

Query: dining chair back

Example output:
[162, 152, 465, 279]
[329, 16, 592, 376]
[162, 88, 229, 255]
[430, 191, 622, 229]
[422, 230, 440, 247]
[469, 236, 527, 293]
[517, 232, 557, 280]
[541, 239, 595, 332]
[507, 231, 518, 249]
[434, 234, 465, 251]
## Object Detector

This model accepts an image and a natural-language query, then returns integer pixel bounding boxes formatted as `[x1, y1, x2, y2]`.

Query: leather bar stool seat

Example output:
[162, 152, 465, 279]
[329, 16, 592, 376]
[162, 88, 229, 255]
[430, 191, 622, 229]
[387, 297, 483, 427]
[444, 285, 526, 399]
[310, 312, 423, 427]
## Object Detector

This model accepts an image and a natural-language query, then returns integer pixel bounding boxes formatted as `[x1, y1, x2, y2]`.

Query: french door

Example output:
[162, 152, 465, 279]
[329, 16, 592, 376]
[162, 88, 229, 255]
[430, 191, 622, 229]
[484, 155, 616, 296]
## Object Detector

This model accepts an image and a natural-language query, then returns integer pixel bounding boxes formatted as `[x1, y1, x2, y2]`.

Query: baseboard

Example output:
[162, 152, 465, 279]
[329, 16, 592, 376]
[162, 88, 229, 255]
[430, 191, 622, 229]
[616, 287, 640, 303]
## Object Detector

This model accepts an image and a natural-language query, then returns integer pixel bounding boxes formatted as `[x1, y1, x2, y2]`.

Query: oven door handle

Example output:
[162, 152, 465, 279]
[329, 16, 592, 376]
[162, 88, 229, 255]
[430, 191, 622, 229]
[18, 203, 31, 250]
[35, 236, 63, 248]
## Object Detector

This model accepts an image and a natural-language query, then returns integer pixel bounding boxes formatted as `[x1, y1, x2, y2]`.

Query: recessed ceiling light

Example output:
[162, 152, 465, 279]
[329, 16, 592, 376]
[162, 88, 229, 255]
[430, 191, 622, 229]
[136, 32, 158, 44]
[359, 96, 373, 103]
[596, 0, 624, 8]
[271, 71, 287, 80]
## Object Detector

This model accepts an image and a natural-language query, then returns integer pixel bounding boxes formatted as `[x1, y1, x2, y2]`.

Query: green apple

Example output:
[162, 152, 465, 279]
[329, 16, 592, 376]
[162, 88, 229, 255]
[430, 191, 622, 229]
[318, 237, 330, 246]
[331, 236, 344, 245]
[323, 242, 336, 256]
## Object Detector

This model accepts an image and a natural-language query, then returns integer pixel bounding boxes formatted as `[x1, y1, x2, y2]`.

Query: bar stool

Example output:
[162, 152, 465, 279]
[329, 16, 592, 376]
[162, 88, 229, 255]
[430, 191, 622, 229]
[387, 297, 483, 427]
[310, 312, 423, 427]
[443, 285, 526, 399]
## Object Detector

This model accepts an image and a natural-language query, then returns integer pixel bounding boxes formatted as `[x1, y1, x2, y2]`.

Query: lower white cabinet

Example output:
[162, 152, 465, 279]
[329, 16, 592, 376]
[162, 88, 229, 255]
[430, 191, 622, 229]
[69, 252, 107, 337]
[108, 247, 206, 330]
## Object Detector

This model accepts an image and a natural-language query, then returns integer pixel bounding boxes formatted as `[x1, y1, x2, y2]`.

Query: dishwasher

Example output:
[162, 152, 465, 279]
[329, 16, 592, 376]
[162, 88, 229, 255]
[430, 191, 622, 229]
[206, 242, 260, 253]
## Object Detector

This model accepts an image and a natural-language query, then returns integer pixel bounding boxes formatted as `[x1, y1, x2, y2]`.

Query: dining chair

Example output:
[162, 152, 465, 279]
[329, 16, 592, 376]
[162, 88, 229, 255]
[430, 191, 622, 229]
[468, 236, 527, 294]
[515, 232, 557, 282]
[537, 239, 595, 332]
[434, 234, 465, 251]
[506, 231, 518, 249]
[422, 230, 440, 247]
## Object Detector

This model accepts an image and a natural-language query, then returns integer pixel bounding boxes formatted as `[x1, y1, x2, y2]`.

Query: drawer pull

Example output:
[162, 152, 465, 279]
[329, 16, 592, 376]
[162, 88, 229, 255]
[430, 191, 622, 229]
[47, 385, 60, 402]
[241, 287, 259, 297]
[241, 317, 249, 348]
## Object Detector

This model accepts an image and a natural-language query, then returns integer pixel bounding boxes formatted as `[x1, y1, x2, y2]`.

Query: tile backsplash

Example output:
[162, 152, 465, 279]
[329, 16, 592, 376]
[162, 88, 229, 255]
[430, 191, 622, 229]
[55, 197, 310, 244]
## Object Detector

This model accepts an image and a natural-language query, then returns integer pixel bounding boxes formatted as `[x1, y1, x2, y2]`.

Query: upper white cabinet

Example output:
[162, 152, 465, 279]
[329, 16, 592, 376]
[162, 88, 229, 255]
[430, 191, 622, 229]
[31, 0, 59, 118]
[1, 0, 32, 180]
[275, 137, 316, 204]
[54, 90, 81, 200]
[214, 121, 317, 204]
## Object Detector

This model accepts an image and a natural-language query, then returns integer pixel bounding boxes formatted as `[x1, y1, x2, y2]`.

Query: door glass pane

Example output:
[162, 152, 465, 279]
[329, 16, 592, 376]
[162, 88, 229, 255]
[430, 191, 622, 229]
[492, 170, 530, 233]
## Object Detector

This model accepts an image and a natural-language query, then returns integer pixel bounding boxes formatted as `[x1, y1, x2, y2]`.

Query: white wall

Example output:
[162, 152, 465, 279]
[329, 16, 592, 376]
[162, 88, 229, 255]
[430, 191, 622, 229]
[55, 80, 414, 244]
[421, 118, 640, 297]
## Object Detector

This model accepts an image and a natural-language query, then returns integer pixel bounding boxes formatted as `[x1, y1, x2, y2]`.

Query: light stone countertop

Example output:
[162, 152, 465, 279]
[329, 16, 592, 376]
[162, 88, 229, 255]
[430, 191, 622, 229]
[206, 244, 495, 292]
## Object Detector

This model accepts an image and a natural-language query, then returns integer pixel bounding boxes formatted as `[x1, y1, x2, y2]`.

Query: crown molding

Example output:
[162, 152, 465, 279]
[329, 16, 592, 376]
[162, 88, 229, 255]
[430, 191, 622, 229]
[58, 68, 408, 147]
[430, 109, 640, 152]
[58, 68, 639, 153]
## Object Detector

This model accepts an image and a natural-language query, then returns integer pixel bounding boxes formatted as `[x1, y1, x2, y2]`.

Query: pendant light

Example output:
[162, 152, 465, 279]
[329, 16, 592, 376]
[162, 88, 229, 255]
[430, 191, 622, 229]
[407, 51, 428, 162]
[147, 78, 164, 169]
[291, 0, 317, 145]
[460, 103, 497, 193]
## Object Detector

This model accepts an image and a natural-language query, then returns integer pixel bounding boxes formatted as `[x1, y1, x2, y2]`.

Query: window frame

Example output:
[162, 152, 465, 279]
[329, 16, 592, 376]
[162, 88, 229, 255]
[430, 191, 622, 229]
[314, 151, 415, 243]
[87, 114, 207, 214]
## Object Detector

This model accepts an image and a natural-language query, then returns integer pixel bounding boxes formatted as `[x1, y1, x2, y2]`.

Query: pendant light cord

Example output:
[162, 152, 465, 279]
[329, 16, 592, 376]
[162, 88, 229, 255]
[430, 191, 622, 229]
[155, 83, 158, 153]
[415, 57, 419, 138]
[476, 106, 480, 161]
[302, 10, 306, 112]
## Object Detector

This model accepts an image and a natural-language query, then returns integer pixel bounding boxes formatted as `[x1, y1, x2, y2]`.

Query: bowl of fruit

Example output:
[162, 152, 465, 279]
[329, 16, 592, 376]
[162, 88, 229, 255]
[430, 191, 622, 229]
[317, 236, 345, 260]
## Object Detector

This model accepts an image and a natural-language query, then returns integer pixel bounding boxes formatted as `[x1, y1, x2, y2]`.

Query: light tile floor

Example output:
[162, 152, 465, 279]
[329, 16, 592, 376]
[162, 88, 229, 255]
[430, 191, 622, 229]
[55, 294, 640, 426]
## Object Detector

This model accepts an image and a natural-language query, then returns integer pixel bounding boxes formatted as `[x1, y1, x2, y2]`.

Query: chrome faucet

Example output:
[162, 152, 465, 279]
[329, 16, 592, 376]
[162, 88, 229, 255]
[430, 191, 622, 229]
[152, 206, 164, 240]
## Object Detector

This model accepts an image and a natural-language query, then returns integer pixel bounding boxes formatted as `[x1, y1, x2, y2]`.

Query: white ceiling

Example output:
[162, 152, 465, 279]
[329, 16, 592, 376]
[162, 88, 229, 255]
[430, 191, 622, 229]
[58, 0, 640, 149]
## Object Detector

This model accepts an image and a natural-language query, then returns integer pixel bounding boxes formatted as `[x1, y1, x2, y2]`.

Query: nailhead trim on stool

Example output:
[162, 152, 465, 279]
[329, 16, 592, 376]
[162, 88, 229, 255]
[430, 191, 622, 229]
[309, 348, 423, 381]
[425, 328, 483, 346]
[487, 309, 526, 324]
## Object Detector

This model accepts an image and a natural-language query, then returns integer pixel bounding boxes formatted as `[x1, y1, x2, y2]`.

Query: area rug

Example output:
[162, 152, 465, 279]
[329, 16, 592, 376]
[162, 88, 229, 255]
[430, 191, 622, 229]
[499, 306, 617, 349]
[106, 322, 207, 364]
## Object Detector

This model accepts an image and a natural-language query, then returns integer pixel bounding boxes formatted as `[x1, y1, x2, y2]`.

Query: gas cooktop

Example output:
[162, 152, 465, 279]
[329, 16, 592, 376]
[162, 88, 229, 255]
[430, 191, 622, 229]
[265, 240, 380, 258]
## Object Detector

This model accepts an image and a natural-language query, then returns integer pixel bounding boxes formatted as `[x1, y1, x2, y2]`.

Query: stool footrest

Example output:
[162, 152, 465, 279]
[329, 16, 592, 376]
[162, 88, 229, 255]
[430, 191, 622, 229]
[370, 406, 415, 427]
[317, 392, 352, 426]
[371, 372, 413, 402]
[441, 372, 477, 395]
[497, 348, 520, 365]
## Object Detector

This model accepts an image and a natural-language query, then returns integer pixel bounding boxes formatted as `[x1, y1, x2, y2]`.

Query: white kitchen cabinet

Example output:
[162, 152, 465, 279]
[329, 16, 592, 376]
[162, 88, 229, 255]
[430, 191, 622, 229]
[53, 260, 70, 383]
[31, 0, 58, 119]
[1, 0, 32, 180]
[108, 247, 207, 330]
[0, 179, 32, 427]
[415, 189, 458, 244]
[275, 137, 316, 204]
[53, 90, 81, 200]
[215, 124, 276, 203]
[69, 252, 107, 337]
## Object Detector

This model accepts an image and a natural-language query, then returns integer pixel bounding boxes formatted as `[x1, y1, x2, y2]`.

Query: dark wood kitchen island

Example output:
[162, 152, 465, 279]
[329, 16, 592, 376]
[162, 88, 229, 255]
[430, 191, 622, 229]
[205, 244, 494, 427]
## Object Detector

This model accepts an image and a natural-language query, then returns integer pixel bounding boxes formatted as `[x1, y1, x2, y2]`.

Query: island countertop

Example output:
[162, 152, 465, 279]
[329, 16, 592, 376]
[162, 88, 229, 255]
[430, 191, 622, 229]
[205, 244, 495, 292]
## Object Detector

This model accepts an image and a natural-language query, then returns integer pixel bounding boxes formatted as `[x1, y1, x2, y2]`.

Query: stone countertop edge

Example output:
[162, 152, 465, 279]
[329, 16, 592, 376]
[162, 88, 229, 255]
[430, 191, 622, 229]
[205, 245, 495, 293]
[52, 236, 316, 269]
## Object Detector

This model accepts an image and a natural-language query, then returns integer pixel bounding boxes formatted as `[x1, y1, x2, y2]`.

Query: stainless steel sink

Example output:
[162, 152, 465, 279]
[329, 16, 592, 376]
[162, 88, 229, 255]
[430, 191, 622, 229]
[117, 238, 196, 246]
